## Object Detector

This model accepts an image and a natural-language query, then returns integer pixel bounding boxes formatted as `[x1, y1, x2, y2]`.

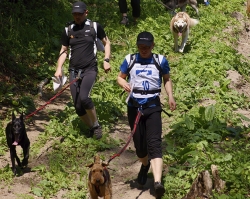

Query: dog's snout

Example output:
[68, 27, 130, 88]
[178, 27, 184, 33]
[96, 178, 101, 182]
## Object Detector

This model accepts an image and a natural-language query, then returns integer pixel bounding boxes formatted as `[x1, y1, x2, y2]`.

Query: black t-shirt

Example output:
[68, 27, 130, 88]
[61, 19, 106, 70]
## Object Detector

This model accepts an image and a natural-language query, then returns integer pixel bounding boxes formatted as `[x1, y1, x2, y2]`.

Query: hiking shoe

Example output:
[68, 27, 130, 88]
[154, 182, 165, 199]
[120, 16, 129, 25]
[137, 161, 150, 185]
[92, 125, 102, 140]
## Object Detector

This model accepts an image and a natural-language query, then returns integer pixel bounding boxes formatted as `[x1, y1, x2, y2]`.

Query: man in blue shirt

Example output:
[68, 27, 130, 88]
[117, 31, 176, 198]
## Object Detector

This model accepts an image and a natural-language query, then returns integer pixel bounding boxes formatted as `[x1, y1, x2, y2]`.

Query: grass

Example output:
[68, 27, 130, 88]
[0, 0, 250, 198]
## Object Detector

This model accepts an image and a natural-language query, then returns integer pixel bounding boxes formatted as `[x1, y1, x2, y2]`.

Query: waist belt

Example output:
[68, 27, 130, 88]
[129, 96, 161, 109]
[133, 89, 161, 95]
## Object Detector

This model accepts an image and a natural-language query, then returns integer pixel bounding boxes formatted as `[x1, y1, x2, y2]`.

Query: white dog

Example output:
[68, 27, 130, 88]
[170, 12, 199, 53]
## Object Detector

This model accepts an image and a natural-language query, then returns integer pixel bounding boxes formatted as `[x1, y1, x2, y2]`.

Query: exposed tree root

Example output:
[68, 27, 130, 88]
[182, 165, 225, 199]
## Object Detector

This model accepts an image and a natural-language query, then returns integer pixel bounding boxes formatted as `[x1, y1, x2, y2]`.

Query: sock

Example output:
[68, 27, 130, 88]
[92, 121, 99, 128]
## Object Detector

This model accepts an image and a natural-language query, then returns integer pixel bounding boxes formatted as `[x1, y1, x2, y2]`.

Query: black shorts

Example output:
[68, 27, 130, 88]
[69, 68, 97, 116]
[127, 106, 162, 159]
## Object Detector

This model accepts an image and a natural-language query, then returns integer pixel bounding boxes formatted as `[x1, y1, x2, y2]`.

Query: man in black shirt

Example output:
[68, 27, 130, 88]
[55, 1, 111, 139]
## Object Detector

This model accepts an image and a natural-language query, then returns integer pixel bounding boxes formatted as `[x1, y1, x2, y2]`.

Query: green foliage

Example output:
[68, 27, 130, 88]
[28, 102, 119, 198]
[0, 164, 14, 184]
[0, 0, 250, 198]
[0, 121, 8, 155]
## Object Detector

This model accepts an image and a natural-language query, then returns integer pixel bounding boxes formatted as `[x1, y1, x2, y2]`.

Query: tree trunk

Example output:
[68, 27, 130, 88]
[182, 165, 225, 199]
[211, 164, 226, 193]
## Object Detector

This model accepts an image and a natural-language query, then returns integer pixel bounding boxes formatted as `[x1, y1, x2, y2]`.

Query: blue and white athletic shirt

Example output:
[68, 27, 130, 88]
[120, 53, 170, 105]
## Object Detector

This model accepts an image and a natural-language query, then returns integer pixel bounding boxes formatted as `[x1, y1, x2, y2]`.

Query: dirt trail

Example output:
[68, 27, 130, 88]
[0, 86, 169, 199]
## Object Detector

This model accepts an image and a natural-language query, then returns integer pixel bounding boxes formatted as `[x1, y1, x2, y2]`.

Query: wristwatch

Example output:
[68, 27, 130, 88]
[104, 58, 110, 63]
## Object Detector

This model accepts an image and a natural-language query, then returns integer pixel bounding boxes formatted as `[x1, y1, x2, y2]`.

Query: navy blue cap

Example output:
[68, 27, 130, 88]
[136, 31, 154, 46]
[72, 1, 87, 13]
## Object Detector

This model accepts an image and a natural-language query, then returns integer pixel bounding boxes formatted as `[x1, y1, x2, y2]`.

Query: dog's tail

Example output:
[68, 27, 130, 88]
[189, 18, 199, 27]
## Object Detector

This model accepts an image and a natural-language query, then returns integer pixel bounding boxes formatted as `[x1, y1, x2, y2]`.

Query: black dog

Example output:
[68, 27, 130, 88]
[5, 112, 30, 175]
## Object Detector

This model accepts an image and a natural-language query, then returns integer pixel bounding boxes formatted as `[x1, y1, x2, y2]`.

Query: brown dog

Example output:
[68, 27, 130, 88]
[87, 155, 112, 199]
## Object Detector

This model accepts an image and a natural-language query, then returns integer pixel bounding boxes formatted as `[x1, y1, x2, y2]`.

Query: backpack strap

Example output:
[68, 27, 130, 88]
[89, 21, 97, 41]
[66, 20, 95, 40]
[152, 54, 163, 75]
[127, 53, 136, 74]
[127, 53, 162, 74]
[66, 21, 74, 38]
[90, 21, 105, 52]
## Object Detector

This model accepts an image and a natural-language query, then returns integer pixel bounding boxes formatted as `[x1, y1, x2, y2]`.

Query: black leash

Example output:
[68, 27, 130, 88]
[155, 0, 177, 15]
[161, 102, 172, 117]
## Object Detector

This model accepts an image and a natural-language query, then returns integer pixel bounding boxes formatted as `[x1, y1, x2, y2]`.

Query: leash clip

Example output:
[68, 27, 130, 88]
[77, 69, 82, 80]
[138, 107, 144, 115]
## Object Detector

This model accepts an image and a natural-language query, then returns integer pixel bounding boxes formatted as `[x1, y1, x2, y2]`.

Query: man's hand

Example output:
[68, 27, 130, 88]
[54, 69, 62, 78]
[103, 61, 111, 73]
[168, 96, 176, 111]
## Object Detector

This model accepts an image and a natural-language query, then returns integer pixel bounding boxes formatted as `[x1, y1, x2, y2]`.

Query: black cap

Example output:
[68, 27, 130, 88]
[136, 31, 154, 46]
[72, 1, 87, 13]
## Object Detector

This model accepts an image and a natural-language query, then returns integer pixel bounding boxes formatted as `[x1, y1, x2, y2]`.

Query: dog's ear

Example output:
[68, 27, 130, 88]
[86, 163, 94, 168]
[20, 112, 24, 121]
[94, 155, 101, 164]
[102, 162, 109, 167]
[12, 112, 16, 121]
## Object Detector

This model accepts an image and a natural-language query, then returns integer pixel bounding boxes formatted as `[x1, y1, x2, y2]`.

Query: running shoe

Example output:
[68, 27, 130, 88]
[91, 125, 102, 140]
[120, 16, 129, 25]
[154, 181, 166, 199]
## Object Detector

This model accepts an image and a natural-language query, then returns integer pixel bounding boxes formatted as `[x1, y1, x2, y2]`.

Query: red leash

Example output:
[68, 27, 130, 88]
[25, 77, 79, 120]
[107, 109, 143, 164]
